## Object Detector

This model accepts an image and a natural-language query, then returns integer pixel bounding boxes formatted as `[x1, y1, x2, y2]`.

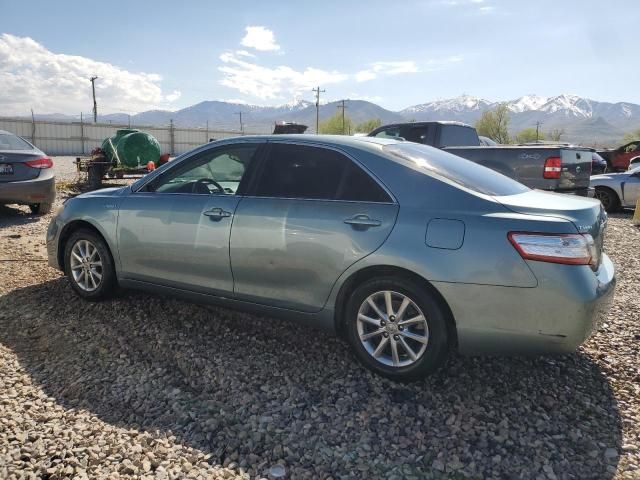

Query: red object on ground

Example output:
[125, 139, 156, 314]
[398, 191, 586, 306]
[158, 153, 170, 165]
[147, 161, 156, 171]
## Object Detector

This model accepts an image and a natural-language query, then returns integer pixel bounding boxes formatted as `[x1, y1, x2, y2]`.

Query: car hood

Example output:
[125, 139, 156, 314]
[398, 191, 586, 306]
[77, 186, 128, 198]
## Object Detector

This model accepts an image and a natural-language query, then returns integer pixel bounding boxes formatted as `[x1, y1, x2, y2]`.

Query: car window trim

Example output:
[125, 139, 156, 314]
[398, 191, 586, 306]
[132, 140, 265, 195]
[245, 139, 397, 204]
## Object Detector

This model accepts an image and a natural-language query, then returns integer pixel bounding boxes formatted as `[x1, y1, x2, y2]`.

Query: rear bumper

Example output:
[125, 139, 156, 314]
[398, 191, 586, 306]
[558, 187, 595, 198]
[0, 172, 55, 205]
[435, 253, 616, 355]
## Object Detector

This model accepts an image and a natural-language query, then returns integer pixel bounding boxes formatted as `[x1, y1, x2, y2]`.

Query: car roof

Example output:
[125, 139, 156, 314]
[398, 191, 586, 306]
[370, 120, 473, 130]
[232, 134, 403, 149]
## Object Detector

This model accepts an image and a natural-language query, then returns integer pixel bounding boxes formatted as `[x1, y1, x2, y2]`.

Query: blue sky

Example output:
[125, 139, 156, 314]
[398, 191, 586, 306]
[1, 0, 638, 115]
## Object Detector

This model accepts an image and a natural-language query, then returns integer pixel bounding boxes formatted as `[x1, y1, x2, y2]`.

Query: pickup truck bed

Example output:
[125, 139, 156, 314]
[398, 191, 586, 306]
[445, 145, 592, 195]
[369, 121, 593, 196]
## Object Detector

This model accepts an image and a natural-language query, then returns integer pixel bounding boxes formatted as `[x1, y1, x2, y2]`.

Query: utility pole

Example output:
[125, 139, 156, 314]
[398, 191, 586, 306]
[90, 76, 98, 123]
[235, 111, 244, 134]
[312, 86, 325, 134]
[535, 121, 542, 142]
[337, 99, 348, 134]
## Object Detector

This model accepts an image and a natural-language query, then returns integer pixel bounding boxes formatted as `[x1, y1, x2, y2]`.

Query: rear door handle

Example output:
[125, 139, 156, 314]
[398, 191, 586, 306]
[344, 214, 382, 227]
[203, 207, 231, 219]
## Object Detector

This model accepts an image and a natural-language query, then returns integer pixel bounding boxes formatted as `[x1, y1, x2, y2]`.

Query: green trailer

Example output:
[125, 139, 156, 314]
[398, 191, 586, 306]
[76, 129, 167, 189]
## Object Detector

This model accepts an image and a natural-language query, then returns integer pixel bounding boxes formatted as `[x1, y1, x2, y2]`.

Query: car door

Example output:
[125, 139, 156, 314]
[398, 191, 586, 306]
[623, 170, 640, 207]
[229, 142, 399, 313]
[117, 142, 262, 294]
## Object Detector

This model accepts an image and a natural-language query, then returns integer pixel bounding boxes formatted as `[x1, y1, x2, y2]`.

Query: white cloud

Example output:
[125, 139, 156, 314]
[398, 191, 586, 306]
[235, 50, 256, 58]
[0, 34, 181, 115]
[355, 70, 377, 82]
[355, 61, 419, 82]
[218, 51, 347, 100]
[241, 26, 280, 52]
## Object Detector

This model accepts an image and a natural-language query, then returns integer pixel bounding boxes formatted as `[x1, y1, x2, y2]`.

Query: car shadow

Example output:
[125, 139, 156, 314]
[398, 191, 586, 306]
[0, 204, 41, 228]
[0, 278, 622, 479]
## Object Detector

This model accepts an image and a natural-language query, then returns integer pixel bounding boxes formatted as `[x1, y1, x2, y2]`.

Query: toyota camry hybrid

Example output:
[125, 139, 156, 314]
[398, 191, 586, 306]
[46, 136, 615, 381]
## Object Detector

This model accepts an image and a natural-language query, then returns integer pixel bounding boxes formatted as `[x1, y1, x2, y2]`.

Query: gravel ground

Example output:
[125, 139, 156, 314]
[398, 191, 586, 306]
[0, 157, 639, 479]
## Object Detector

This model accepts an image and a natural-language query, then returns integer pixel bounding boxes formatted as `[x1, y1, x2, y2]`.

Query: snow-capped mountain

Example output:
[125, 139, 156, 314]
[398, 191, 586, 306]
[28, 93, 640, 145]
[403, 94, 493, 114]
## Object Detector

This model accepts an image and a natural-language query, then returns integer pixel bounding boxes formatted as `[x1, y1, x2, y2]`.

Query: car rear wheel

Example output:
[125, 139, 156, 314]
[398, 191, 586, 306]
[346, 276, 449, 381]
[29, 202, 52, 215]
[594, 187, 620, 213]
[64, 229, 116, 300]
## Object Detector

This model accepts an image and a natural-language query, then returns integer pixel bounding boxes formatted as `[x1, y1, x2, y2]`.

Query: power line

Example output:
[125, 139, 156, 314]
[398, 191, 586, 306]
[90, 76, 98, 123]
[337, 99, 348, 135]
[312, 86, 325, 134]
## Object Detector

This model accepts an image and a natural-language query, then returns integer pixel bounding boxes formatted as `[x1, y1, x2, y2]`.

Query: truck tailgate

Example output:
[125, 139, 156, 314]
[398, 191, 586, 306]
[559, 149, 592, 190]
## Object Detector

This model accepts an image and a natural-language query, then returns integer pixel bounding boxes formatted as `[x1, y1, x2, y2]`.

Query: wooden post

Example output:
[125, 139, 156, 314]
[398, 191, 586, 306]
[30, 109, 36, 146]
[169, 119, 175, 155]
[80, 112, 85, 154]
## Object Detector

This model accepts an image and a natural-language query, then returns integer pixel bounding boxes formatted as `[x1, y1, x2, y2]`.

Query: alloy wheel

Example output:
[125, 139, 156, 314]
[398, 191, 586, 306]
[69, 239, 103, 292]
[356, 290, 429, 367]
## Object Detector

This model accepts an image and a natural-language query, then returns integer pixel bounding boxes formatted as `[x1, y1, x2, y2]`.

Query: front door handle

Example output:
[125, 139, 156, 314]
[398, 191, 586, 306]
[203, 207, 232, 219]
[344, 214, 382, 227]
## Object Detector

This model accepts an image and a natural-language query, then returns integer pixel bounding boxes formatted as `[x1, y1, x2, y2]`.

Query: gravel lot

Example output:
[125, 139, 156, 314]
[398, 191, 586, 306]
[0, 156, 638, 479]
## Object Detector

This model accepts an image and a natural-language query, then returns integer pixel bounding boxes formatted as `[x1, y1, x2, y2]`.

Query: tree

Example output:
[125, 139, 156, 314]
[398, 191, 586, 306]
[548, 128, 565, 142]
[319, 112, 353, 135]
[515, 128, 546, 144]
[623, 128, 640, 144]
[355, 118, 382, 134]
[474, 104, 510, 144]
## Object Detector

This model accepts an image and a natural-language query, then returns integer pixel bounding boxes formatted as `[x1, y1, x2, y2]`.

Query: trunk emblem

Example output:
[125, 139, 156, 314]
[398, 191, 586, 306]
[576, 166, 582, 173]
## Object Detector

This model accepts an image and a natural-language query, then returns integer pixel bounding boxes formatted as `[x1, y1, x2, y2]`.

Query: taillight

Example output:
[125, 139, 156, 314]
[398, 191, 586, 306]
[25, 156, 53, 169]
[543, 156, 562, 179]
[508, 232, 596, 266]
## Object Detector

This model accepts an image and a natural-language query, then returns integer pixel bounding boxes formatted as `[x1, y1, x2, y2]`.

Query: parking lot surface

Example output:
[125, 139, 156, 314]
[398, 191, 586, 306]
[0, 157, 639, 479]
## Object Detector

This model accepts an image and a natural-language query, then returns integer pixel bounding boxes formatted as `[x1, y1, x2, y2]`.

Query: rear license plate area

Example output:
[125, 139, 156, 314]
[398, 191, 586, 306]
[0, 163, 13, 175]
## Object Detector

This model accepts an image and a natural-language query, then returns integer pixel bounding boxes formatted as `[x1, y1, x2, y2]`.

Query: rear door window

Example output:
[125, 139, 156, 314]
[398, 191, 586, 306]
[253, 143, 392, 202]
[254, 144, 346, 199]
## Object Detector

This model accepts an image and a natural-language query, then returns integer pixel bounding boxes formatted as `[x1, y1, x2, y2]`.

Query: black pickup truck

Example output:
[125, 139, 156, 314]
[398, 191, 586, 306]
[368, 121, 593, 196]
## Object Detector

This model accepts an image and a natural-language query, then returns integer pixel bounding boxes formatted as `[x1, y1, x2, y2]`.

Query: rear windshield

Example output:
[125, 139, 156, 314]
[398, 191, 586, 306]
[438, 125, 480, 147]
[384, 143, 529, 196]
[0, 134, 33, 150]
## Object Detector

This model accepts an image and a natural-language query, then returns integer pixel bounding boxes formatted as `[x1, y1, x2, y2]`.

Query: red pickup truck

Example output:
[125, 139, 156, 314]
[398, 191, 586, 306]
[598, 140, 640, 171]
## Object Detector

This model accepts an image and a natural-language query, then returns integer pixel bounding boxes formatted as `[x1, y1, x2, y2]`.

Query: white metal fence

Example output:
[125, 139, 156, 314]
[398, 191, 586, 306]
[0, 117, 270, 156]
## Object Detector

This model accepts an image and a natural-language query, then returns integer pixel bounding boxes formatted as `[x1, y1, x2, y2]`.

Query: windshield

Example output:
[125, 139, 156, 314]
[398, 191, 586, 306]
[384, 143, 529, 196]
[0, 133, 34, 150]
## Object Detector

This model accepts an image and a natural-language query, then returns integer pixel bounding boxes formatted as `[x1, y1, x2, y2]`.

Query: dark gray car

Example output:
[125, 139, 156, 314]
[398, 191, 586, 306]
[46, 136, 615, 381]
[0, 130, 55, 214]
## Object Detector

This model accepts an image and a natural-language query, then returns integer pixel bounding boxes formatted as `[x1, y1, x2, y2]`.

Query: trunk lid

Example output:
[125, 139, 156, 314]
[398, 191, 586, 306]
[495, 189, 607, 268]
[0, 151, 43, 183]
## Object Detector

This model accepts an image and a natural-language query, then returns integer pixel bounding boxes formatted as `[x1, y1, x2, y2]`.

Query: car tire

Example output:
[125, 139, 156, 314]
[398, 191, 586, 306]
[63, 228, 116, 301]
[30, 202, 52, 215]
[345, 276, 449, 381]
[594, 187, 620, 213]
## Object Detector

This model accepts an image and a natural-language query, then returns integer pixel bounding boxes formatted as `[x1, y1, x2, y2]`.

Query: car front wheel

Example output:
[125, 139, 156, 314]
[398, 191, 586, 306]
[594, 187, 620, 212]
[346, 276, 449, 381]
[63, 229, 116, 300]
